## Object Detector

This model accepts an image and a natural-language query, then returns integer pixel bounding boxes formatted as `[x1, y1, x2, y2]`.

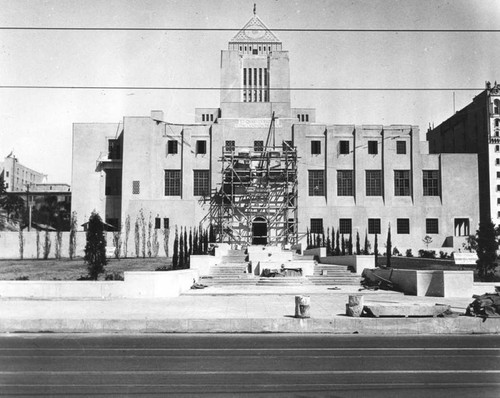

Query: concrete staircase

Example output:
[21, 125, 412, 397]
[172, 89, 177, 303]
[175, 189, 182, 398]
[306, 264, 362, 286]
[201, 250, 257, 286]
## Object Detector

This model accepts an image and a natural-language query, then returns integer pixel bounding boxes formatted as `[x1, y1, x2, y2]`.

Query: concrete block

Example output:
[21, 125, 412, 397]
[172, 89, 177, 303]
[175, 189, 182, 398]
[363, 303, 450, 317]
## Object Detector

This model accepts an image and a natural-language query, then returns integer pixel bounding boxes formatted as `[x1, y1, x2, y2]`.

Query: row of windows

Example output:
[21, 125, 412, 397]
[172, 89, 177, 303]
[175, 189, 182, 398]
[132, 170, 210, 197]
[201, 114, 214, 122]
[310, 218, 465, 236]
[310, 140, 407, 155]
[309, 170, 440, 197]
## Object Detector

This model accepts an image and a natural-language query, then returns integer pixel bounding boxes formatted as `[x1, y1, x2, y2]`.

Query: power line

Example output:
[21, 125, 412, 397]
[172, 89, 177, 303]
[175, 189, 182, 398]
[0, 27, 498, 33]
[0, 85, 485, 91]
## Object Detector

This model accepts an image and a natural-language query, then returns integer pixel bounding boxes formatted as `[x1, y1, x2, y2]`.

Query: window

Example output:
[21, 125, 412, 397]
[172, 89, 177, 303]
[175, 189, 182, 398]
[496, 145, 499, 152]
[225, 140, 235, 152]
[105, 169, 122, 196]
[163, 218, 170, 229]
[497, 172, 500, 179]
[366, 170, 382, 196]
[132, 180, 140, 195]
[339, 219, 352, 235]
[167, 140, 178, 154]
[394, 170, 411, 196]
[498, 198, 500, 205]
[495, 119, 500, 127]
[426, 218, 439, 234]
[193, 170, 210, 196]
[397, 219, 410, 234]
[283, 140, 293, 152]
[5, 171, 8, 177]
[454, 218, 469, 236]
[396, 141, 407, 154]
[155, 218, 161, 229]
[497, 185, 500, 191]
[196, 140, 207, 155]
[494, 99, 500, 114]
[254, 141, 264, 152]
[107, 139, 121, 159]
[423, 170, 440, 196]
[308, 170, 325, 196]
[368, 141, 378, 154]
[310, 218, 323, 234]
[165, 169, 181, 196]
[368, 218, 381, 234]
[337, 170, 354, 196]
[339, 140, 350, 154]
[311, 140, 321, 155]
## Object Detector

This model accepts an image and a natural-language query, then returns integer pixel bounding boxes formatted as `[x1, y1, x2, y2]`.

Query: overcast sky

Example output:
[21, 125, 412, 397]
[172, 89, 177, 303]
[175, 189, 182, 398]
[1, 0, 499, 184]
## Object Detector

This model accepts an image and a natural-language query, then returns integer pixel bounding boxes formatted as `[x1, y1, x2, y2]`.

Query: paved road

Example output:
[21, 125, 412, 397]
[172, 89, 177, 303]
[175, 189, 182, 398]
[1, 334, 499, 397]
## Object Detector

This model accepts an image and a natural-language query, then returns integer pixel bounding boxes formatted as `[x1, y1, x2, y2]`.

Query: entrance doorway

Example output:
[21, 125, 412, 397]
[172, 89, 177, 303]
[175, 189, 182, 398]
[252, 217, 267, 245]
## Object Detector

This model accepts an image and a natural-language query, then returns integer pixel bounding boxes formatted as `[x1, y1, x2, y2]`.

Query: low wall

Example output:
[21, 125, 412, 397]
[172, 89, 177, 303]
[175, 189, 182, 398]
[303, 247, 326, 258]
[472, 283, 500, 296]
[319, 255, 375, 275]
[367, 268, 473, 297]
[0, 270, 198, 299]
[189, 255, 219, 277]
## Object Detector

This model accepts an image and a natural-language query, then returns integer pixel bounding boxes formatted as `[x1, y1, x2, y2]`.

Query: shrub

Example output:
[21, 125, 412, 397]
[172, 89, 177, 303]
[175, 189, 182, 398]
[392, 247, 400, 256]
[104, 272, 124, 281]
[418, 249, 436, 259]
[113, 231, 122, 259]
[43, 231, 51, 260]
[14, 275, 29, 280]
[405, 249, 413, 257]
[439, 251, 448, 259]
[18, 228, 24, 260]
[155, 265, 170, 271]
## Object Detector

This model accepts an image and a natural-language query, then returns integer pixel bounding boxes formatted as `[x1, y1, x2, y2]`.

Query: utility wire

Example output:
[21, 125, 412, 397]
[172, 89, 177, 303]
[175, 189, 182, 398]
[0, 85, 485, 91]
[0, 27, 498, 32]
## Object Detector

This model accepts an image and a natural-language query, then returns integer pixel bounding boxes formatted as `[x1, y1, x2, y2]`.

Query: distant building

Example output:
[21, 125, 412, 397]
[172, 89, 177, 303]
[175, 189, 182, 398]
[71, 10, 479, 251]
[0, 153, 46, 192]
[427, 82, 500, 224]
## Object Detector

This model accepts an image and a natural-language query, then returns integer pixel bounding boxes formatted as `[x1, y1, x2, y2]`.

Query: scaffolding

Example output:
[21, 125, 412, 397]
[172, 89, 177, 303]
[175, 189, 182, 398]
[205, 116, 299, 247]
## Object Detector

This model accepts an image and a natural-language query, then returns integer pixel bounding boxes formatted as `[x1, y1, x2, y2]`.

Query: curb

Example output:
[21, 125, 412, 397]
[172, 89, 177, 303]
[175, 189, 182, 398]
[1, 316, 499, 334]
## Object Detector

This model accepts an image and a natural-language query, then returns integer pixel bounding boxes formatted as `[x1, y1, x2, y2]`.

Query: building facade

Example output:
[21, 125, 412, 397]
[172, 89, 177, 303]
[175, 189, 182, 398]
[427, 82, 500, 225]
[72, 11, 479, 252]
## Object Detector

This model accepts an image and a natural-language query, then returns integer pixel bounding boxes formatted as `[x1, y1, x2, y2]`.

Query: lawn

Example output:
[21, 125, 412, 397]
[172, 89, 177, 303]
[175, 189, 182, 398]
[0, 257, 172, 281]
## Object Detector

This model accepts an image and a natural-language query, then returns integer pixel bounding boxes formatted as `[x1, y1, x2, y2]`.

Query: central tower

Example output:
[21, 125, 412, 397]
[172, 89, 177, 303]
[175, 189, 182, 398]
[219, 9, 291, 118]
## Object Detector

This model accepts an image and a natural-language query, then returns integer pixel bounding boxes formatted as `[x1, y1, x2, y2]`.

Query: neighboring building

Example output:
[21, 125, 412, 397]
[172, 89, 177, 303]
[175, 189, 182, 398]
[72, 10, 479, 251]
[427, 82, 500, 225]
[0, 152, 46, 192]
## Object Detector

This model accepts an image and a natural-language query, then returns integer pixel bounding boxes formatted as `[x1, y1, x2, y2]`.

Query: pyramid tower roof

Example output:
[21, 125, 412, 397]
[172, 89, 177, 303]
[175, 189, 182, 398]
[229, 7, 281, 43]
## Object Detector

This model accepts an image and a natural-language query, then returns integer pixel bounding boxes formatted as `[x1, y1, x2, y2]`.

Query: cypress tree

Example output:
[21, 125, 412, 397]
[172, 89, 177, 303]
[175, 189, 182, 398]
[374, 233, 379, 267]
[364, 230, 369, 255]
[172, 226, 179, 269]
[341, 234, 346, 256]
[476, 220, 498, 281]
[189, 228, 193, 255]
[194, 229, 199, 255]
[306, 227, 311, 249]
[386, 224, 392, 268]
[209, 224, 215, 243]
[326, 227, 332, 256]
[348, 233, 353, 255]
[322, 227, 326, 247]
[179, 227, 184, 268]
[84, 211, 107, 280]
[184, 227, 188, 265]
[315, 233, 321, 248]
[331, 227, 335, 254]
[204, 229, 209, 254]
[335, 229, 340, 256]
[356, 231, 361, 255]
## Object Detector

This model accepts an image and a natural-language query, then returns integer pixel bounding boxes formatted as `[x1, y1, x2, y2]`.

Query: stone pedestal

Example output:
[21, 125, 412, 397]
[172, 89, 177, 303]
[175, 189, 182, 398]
[295, 295, 311, 318]
[346, 294, 364, 317]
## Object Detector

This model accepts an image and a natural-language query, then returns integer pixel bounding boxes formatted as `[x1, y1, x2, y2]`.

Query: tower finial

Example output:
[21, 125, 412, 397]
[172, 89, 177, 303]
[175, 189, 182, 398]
[253, 3, 256, 15]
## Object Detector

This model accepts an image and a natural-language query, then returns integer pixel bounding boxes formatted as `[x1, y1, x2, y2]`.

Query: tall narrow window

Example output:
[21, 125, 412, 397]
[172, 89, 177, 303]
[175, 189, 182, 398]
[366, 170, 382, 196]
[339, 219, 352, 234]
[193, 170, 210, 196]
[308, 170, 325, 196]
[225, 140, 235, 152]
[132, 180, 140, 195]
[339, 140, 350, 154]
[167, 140, 178, 155]
[396, 141, 407, 154]
[423, 170, 440, 196]
[254, 141, 264, 152]
[368, 219, 381, 234]
[494, 99, 500, 114]
[368, 141, 378, 155]
[394, 170, 411, 196]
[108, 139, 121, 160]
[337, 170, 354, 196]
[397, 219, 410, 234]
[310, 218, 323, 234]
[164, 170, 181, 196]
[196, 140, 207, 155]
[454, 218, 469, 236]
[311, 140, 321, 155]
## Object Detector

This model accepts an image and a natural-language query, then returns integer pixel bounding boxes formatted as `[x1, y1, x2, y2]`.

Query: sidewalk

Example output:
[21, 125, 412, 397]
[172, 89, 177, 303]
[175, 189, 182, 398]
[1, 285, 499, 334]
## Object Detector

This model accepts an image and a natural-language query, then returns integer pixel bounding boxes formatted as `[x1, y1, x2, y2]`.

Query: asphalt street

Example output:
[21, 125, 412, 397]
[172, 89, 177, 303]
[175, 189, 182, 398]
[1, 334, 499, 397]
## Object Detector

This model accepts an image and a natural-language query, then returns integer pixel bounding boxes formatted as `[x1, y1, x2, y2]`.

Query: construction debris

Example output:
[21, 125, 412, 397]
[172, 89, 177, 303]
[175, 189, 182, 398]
[466, 292, 500, 318]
